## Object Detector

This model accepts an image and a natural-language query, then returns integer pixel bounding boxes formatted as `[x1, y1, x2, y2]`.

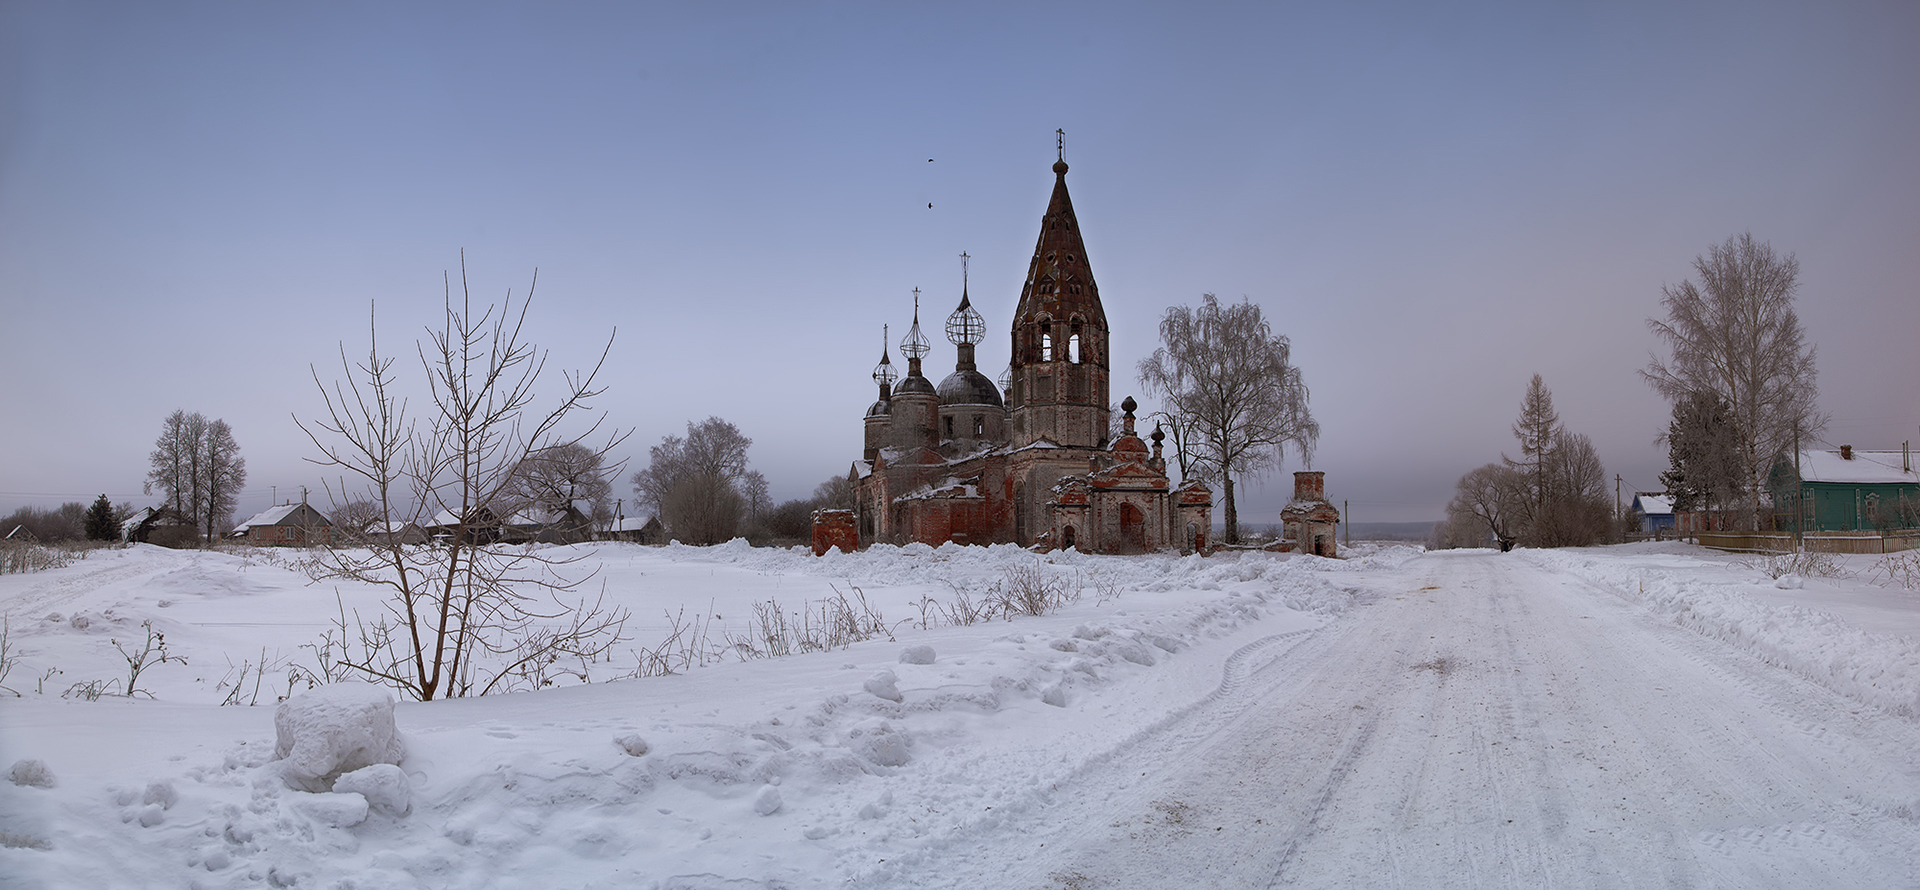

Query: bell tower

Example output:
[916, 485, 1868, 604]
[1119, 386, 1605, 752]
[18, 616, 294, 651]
[1009, 133, 1110, 449]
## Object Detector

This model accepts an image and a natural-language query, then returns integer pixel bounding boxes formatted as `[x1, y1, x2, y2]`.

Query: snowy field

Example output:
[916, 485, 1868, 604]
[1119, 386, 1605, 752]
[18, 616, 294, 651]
[4, 539, 1920, 888]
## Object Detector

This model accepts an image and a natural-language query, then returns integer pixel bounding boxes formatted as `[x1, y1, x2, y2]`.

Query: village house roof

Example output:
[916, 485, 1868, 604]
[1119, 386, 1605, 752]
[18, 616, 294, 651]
[232, 503, 331, 534]
[1632, 494, 1674, 516]
[1792, 449, 1920, 485]
[610, 515, 660, 534]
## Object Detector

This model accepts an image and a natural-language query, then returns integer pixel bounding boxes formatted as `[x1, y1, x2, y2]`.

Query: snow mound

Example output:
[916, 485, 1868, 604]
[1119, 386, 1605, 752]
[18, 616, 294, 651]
[7, 759, 55, 789]
[863, 669, 904, 702]
[273, 684, 407, 792]
[898, 644, 937, 664]
[333, 763, 411, 817]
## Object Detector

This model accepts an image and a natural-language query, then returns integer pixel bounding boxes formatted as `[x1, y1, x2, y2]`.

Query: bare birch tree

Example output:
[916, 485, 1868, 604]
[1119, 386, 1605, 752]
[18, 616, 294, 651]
[1643, 232, 1824, 529]
[297, 258, 629, 700]
[1137, 294, 1317, 544]
[200, 419, 246, 540]
[145, 410, 246, 543]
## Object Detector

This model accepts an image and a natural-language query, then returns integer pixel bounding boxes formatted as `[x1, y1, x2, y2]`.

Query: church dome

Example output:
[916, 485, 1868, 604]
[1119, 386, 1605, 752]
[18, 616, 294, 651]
[894, 373, 937, 397]
[937, 369, 1004, 407]
[866, 398, 892, 418]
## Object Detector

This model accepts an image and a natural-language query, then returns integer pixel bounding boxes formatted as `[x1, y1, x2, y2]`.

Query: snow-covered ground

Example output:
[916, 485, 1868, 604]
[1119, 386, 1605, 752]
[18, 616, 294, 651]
[3, 539, 1920, 888]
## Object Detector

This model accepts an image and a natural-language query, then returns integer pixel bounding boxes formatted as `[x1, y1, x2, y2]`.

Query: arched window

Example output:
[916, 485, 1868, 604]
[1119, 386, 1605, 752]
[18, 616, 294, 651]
[1067, 333, 1081, 363]
[1041, 331, 1053, 362]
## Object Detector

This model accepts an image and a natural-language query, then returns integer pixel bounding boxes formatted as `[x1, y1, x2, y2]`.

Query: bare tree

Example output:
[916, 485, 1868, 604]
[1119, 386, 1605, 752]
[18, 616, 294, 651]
[200, 419, 246, 540]
[297, 258, 629, 700]
[1446, 463, 1521, 550]
[146, 410, 205, 532]
[812, 473, 854, 510]
[506, 442, 617, 530]
[1137, 294, 1318, 544]
[1532, 430, 1612, 547]
[144, 410, 245, 543]
[630, 417, 756, 545]
[1643, 232, 1824, 529]
[330, 498, 384, 535]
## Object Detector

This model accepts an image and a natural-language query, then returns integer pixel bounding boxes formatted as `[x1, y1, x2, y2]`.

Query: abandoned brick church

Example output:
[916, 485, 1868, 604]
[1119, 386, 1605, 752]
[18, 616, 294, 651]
[819, 153, 1213, 554]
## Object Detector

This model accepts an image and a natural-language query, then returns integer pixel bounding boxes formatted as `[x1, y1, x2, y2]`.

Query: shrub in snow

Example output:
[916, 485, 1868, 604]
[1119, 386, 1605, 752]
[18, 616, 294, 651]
[274, 684, 406, 793]
[332, 764, 410, 817]
[898, 645, 936, 665]
[863, 670, 903, 703]
[753, 785, 783, 815]
[615, 734, 650, 757]
[7, 759, 54, 789]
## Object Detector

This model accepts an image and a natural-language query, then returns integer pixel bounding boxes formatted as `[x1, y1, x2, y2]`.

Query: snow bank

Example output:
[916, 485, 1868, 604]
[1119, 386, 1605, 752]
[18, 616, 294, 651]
[1522, 548, 1920, 716]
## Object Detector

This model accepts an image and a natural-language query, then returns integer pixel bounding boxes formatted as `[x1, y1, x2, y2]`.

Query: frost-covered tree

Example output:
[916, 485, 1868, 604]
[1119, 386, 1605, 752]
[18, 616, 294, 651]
[1659, 390, 1743, 514]
[1137, 294, 1318, 544]
[1643, 233, 1824, 529]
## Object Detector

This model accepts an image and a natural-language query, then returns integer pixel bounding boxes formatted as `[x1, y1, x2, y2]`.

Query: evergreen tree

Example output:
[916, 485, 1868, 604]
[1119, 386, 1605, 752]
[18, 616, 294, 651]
[84, 494, 118, 541]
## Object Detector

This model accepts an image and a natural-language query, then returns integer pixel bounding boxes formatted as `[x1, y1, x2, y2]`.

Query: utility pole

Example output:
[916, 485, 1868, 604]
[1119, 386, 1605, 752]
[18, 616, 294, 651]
[1792, 419, 1802, 553]
[1615, 474, 1622, 529]
[1343, 500, 1349, 548]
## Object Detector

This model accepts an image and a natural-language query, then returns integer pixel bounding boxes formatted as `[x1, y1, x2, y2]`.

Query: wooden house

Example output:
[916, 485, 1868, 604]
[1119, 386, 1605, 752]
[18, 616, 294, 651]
[126, 506, 202, 548]
[1771, 446, 1920, 532]
[231, 503, 336, 546]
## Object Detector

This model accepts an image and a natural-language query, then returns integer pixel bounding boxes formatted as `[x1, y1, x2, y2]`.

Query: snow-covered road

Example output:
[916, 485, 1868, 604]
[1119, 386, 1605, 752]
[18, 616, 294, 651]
[899, 550, 1920, 889]
[9, 542, 1920, 888]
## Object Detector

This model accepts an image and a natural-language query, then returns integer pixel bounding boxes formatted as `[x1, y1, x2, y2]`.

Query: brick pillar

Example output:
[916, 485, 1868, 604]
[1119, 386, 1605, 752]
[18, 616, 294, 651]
[811, 509, 858, 556]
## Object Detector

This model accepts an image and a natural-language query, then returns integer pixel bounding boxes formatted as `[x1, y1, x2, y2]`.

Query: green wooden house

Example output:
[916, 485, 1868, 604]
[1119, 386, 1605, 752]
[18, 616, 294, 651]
[1770, 446, 1920, 532]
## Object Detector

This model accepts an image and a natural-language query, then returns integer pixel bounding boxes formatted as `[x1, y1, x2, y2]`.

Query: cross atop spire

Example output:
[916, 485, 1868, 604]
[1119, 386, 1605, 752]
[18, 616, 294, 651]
[1056, 128, 1064, 162]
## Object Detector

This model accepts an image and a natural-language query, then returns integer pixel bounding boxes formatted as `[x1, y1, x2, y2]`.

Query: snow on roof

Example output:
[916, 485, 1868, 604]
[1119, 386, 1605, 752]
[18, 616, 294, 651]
[1796, 450, 1920, 485]
[233, 503, 326, 531]
[611, 516, 658, 533]
[1634, 494, 1673, 515]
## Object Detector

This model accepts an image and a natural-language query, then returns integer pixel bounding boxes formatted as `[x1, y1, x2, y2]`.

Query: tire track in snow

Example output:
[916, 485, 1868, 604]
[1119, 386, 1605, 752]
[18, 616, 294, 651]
[859, 624, 1329, 889]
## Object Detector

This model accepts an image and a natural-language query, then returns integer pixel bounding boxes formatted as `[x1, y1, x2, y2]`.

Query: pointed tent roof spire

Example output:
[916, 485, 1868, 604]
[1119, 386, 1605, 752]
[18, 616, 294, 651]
[1015, 136, 1105, 330]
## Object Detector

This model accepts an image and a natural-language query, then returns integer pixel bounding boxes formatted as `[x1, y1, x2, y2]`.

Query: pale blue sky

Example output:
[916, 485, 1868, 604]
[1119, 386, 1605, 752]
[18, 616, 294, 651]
[3, 1, 1916, 526]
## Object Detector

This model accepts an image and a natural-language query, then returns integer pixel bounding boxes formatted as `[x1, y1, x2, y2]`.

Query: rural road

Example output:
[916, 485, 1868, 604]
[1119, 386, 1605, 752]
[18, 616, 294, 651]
[903, 550, 1920, 889]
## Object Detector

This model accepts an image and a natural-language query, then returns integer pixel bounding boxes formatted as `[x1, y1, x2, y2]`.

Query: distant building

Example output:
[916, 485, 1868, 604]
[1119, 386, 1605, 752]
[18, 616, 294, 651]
[827, 152, 1211, 554]
[1630, 493, 1675, 537]
[125, 506, 201, 549]
[364, 520, 428, 546]
[607, 515, 666, 545]
[231, 503, 336, 546]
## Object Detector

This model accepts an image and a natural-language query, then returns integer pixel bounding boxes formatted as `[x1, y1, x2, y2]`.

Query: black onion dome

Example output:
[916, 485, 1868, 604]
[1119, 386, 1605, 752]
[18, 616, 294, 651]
[937, 369, 1005, 407]
[866, 399, 892, 418]
[893, 373, 937, 396]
